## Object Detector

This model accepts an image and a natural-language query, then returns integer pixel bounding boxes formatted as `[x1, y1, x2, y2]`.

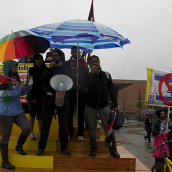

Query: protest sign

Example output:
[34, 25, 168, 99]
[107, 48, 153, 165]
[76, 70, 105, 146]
[145, 68, 172, 107]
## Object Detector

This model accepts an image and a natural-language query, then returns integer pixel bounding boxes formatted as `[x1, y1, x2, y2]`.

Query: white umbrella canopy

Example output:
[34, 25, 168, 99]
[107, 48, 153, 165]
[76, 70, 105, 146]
[141, 109, 156, 116]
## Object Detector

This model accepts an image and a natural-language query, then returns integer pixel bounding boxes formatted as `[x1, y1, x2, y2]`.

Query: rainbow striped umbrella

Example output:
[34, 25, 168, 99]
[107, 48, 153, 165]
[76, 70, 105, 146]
[30, 19, 130, 53]
[0, 30, 50, 62]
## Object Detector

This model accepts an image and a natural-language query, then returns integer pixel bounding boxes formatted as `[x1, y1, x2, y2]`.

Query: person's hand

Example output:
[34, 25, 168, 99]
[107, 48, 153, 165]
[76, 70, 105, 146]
[74, 67, 79, 74]
[113, 108, 118, 112]
[19, 82, 25, 89]
[167, 117, 171, 123]
[47, 56, 53, 61]
[32, 99, 37, 105]
[27, 74, 31, 81]
[76, 85, 81, 90]
[91, 65, 98, 75]
[27, 75, 33, 82]
[50, 62, 55, 68]
[162, 130, 168, 135]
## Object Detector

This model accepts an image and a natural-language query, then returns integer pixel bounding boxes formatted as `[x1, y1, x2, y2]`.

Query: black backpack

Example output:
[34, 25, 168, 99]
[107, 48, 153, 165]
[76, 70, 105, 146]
[110, 109, 125, 130]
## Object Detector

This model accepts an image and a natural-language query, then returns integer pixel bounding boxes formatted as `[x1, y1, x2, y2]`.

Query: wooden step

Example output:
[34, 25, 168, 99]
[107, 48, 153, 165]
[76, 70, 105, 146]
[0, 146, 135, 171]
[0, 152, 53, 169]
[0, 148, 152, 172]
[53, 153, 135, 171]
[0, 168, 151, 172]
[6, 133, 121, 153]
[11, 114, 100, 139]
[11, 114, 59, 134]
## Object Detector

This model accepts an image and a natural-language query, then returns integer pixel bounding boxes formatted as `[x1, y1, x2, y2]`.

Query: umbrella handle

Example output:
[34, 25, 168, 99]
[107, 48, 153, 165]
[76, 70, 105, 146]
[76, 37, 79, 130]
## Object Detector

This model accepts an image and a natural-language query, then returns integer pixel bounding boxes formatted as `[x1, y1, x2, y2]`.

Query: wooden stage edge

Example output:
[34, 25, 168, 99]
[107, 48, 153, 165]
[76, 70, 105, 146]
[0, 148, 151, 172]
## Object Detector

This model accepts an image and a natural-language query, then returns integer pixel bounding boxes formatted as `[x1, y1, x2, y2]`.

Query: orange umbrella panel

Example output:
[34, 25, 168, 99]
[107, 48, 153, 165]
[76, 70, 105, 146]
[0, 30, 50, 62]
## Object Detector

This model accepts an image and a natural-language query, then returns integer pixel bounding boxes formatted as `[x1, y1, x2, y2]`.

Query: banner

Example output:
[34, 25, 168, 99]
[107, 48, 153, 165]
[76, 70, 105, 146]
[0, 63, 50, 103]
[145, 68, 172, 107]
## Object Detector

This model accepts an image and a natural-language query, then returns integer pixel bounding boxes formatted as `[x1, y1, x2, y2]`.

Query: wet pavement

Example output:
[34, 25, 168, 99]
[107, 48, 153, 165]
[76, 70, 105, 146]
[114, 120, 154, 170]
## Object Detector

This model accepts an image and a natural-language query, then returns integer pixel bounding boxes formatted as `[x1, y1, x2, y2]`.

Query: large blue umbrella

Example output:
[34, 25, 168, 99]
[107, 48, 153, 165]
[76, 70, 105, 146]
[30, 19, 130, 53]
[29, 19, 130, 129]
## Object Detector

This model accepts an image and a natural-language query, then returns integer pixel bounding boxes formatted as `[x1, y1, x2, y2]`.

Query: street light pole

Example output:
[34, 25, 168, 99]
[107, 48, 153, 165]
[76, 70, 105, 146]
[124, 97, 125, 115]
[139, 91, 141, 112]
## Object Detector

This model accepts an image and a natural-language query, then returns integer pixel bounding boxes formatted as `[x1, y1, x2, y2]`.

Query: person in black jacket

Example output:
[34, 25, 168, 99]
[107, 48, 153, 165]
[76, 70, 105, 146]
[152, 107, 172, 163]
[65, 46, 89, 141]
[81, 55, 120, 158]
[26, 53, 48, 140]
[36, 49, 76, 156]
[144, 114, 152, 143]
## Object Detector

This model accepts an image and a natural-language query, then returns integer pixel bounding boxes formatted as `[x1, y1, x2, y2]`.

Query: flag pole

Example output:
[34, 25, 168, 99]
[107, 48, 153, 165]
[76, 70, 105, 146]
[167, 106, 170, 130]
[76, 37, 79, 130]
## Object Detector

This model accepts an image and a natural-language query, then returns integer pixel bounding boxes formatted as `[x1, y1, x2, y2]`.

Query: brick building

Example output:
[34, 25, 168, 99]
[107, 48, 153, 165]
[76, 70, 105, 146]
[112, 79, 150, 115]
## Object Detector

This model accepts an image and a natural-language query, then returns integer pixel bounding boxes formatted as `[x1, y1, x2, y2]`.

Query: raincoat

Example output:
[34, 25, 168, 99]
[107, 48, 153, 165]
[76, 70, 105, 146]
[0, 60, 32, 116]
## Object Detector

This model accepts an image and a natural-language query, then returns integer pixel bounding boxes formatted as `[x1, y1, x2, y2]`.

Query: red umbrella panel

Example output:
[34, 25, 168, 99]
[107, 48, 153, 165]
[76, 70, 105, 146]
[0, 30, 50, 62]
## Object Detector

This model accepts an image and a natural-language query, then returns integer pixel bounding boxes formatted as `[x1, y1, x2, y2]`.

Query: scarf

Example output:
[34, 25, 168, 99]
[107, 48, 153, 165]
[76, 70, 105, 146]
[69, 56, 88, 70]
[11, 75, 18, 89]
[160, 119, 171, 132]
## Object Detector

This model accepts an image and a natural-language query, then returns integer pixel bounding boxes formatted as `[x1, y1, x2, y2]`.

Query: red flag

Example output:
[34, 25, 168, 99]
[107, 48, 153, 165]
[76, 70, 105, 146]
[0, 74, 12, 84]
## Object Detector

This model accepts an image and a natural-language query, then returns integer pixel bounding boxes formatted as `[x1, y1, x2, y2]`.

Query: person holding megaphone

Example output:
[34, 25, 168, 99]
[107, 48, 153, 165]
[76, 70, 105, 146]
[36, 49, 77, 156]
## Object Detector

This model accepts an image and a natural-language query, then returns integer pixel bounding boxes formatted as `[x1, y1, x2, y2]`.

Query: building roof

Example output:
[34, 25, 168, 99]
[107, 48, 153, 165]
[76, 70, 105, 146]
[113, 83, 133, 90]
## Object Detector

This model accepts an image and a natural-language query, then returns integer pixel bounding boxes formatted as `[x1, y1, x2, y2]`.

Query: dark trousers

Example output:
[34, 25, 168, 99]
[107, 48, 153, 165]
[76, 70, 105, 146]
[38, 95, 69, 150]
[68, 97, 85, 137]
[84, 105, 117, 152]
[145, 129, 151, 142]
[0, 113, 32, 144]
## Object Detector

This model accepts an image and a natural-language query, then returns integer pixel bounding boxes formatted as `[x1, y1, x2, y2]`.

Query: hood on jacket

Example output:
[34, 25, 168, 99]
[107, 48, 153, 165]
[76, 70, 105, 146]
[3, 60, 18, 77]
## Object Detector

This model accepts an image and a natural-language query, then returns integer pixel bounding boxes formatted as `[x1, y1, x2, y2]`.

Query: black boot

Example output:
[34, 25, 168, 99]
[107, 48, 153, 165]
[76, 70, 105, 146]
[15, 134, 28, 155]
[0, 144, 15, 170]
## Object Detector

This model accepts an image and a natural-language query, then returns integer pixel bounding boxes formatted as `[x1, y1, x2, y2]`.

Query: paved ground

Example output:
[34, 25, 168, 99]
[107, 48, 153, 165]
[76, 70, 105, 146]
[114, 120, 155, 170]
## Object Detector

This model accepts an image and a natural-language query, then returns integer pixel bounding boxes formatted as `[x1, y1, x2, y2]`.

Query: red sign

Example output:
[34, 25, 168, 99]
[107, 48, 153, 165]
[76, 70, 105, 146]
[20, 97, 27, 103]
[158, 73, 172, 106]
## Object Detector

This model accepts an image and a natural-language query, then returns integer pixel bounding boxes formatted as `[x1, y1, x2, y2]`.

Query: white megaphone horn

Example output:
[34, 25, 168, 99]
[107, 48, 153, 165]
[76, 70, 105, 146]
[50, 74, 73, 107]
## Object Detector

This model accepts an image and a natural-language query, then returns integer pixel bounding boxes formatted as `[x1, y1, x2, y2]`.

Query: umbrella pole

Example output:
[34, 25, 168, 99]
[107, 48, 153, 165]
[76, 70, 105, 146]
[76, 38, 79, 130]
[167, 106, 170, 130]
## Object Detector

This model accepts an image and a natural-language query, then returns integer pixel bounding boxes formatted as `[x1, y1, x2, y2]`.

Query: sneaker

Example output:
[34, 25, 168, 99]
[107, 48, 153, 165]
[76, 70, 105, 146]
[37, 132, 41, 139]
[60, 149, 71, 156]
[36, 149, 44, 156]
[68, 135, 70, 141]
[30, 131, 36, 140]
[78, 136, 84, 141]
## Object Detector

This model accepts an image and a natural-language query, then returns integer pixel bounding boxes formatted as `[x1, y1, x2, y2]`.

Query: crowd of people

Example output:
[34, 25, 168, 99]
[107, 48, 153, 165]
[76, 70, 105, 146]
[0, 46, 120, 170]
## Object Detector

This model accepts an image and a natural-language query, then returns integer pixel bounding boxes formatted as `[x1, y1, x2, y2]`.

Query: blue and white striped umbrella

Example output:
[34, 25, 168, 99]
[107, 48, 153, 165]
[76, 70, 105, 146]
[30, 19, 130, 53]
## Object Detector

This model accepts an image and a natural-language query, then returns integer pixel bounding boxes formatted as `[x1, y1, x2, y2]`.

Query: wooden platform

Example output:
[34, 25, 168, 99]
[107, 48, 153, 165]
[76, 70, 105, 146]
[0, 147, 151, 172]
[0, 114, 151, 172]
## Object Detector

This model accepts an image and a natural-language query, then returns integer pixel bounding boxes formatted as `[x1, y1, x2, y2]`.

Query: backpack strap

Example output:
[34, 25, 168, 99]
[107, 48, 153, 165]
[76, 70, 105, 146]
[105, 71, 110, 80]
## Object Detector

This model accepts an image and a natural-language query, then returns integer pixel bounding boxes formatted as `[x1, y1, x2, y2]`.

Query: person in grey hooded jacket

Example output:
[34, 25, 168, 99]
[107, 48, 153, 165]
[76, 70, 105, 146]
[0, 60, 32, 170]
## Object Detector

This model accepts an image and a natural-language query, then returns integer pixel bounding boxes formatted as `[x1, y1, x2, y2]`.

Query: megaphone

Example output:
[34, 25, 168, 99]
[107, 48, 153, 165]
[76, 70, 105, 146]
[50, 74, 73, 107]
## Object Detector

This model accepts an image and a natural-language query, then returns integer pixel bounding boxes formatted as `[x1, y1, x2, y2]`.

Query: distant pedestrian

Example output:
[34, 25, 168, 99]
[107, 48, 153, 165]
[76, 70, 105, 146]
[144, 114, 152, 143]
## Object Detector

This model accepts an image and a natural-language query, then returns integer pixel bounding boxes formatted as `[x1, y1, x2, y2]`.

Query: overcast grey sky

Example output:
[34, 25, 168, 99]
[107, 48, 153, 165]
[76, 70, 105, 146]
[0, 0, 172, 80]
